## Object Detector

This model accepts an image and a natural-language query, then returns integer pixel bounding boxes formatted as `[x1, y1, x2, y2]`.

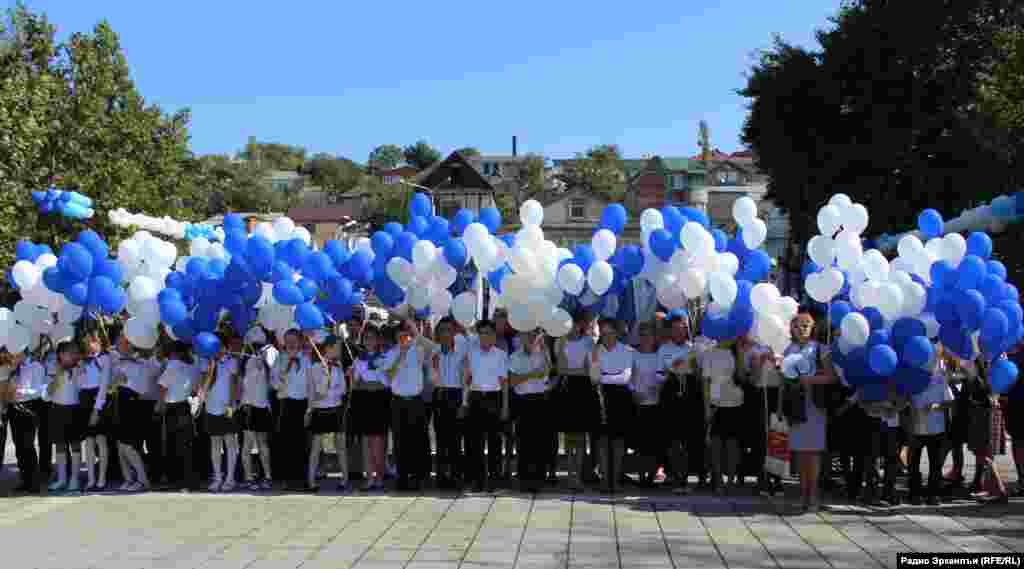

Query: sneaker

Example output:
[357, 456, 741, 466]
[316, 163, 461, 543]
[259, 479, 274, 491]
[66, 479, 81, 493]
[48, 479, 67, 492]
[221, 479, 236, 492]
[337, 480, 351, 493]
[673, 485, 691, 496]
[926, 496, 941, 506]
[119, 481, 134, 492]
[208, 479, 222, 493]
[361, 480, 375, 492]
[654, 467, 667, 484]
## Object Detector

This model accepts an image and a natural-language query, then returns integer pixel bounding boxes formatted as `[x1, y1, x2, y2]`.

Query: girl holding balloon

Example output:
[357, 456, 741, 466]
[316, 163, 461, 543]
[554, 311, 599, 491]
[967, 354, 1009, 504]
[199, 335, 241, 492]
[589, 318, 635, 494]
[156, 341, 201, 492]
[271, 329, 311, 491]
[45, 341, 83, 492]
[351, 323, 391, 491]
[111, 333, 158, 492]
[238, 328, 274, 491]
[306, 335, 348, 492]
[78, 331, 113, 490]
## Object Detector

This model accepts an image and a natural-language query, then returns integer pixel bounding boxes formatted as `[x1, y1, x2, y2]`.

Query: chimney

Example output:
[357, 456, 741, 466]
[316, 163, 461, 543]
[512, 136, 517, 157]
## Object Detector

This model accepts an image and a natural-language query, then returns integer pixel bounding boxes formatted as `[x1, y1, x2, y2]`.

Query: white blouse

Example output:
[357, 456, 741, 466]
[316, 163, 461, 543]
[310, 363, 346, 409]
[467, 347, 508, 392]
[12, 360, 46, 402]
[508, 350, 550, 396]
[433, 343, 468, 389]
[272, 353, 310, 400]
[114, 356, 160, 397]
[386, 340, 435, 397]
[354, 355, 388, 386]
[47, 366, 80, 406]
[241, 357, 272, 408]
[657, 342, 694, 375]
[632, 352, 664, 406]
[562, 337, 594, 372]
[700, 348, 743, 408]
[159, 360, 201, 404]
[205, 357, 239, 416]
[592, 343, 634, 386]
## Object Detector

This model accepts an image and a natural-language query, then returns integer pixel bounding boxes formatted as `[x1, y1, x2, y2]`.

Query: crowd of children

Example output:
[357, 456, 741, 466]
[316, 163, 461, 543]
[0, 305, 1020, 513]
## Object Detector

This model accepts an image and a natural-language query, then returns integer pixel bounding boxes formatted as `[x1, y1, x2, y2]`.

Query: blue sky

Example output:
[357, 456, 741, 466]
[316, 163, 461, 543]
[23, 0, 841, 163]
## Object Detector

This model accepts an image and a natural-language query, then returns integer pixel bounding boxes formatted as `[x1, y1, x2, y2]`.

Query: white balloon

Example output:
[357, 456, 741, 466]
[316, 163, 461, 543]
[58, 303, 83, 325]
[862, 249, 890, 282]
[901, 282, 927, 317]
[557, 264, 585, 296]
[751, 283, 781, 315]
[741, 218, 767, 250]
[717, 252, 740, 277]
[292, 226, 312, 246]
[35, 254, 58, 269]
[507, 246, 537, 277]
[876, 283, 904, 321]
[920, 313, 940, 339]
[587, 261, 614, 295]
[355, 237, 372, 254]
[207, 242, 227, 262]
[118, 239, 141, 267]
[4, 323, 31, 353]
[897, 235, 925, 260]
[708, 272, 738, 309]
[840, 313, 870, 346]
[129, 276, 158, 302]
[942, 233, 967, 266]
[255, 222, 275, 241]
[828, 193, 853, 210]
[520, 200, 544, 226]
[680, 223, 710, 253]
[656, 280, 687, 310]
[835, 230, 863, 270]
[124, 317, 158, 350]
[12, 261, 41, 290]
[517, 225, 545, 249]
[842, 203, 869, 235]
[732, 196, 758, 226]
[412, 240, 437, 272]
[451, 292, 477, 327]
[680, 268, 706, 299]
[592, 229, 616, 262]
[190, 237, 211, 258]
[386, 257, 414, 288]
[429, 289, 452, 315]
[273, 217, 296, 241]
[408, 286, 430, 310]
[777, 296, 800, 322]
[817, 205, 842, 237]
[640, 209, 664, 233]
[806, 236, 837, 268]
[925, 238, 945, 259]
[542, 308, 573, 337]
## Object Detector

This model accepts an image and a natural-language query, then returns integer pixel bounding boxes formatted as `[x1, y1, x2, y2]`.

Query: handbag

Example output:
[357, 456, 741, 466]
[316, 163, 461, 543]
[765, 388, 791, 478]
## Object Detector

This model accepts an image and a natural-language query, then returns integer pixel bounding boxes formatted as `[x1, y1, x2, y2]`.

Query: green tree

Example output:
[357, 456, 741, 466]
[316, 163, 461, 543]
[455, 147, 480, 158]
[555, 144, 624, 202]
[195, 155, 288, 216]
[304, 153, 362, 197]
[367, 144, 403, 172]
[402, 140, 442, 171]
[361, 177, 409, 231]
[238, 141, 306, 171]
[981, 28, 1024, 129]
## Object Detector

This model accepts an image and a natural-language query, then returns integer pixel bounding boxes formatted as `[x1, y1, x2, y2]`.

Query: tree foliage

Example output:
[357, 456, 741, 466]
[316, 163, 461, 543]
[981, 27, 1024, 129]
[402, 140, 442, 171]
[554, 144, 624, 202]
[0, 5, 207, 272]
[238, 140, 306, 172]
[455, 147, 480, 158]
[739, 0, 1024, 292]
[304, 153, 362, 197]
[361, 177, 409, 231]
[194, 155, 290, 216]
[367, 144, 403, 172]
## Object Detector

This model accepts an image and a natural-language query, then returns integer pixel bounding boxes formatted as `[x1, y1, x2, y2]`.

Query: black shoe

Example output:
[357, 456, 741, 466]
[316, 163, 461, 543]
[908, 495, 922, 506]
[13, 482, 36, 494]
[925, 496, 941, 506]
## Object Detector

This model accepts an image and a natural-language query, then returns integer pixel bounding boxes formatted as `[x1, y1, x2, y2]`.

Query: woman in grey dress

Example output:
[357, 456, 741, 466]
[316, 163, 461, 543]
[781, 311, 835, 512]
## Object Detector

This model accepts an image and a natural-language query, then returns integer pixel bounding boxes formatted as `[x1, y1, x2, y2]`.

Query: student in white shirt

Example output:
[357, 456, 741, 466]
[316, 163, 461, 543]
[630, 322, 664, 487]
[554, 310, 599, 490]
[908, 348, 955, 505]
[307, 335, 349, 492]
[747, 340, 784, 497]
[508, 328, 552, 493]
[656, 311, 705, 494]
[430, 317, 467, 489]
[158, 341, 201, 492]
[238, 328, 274, 491]
[589, 318, 635, 493]
[382, 318, 434, 491]
[271, 329, 312, 491]
[350, 324, 391, 491]
[78, 332, 113, 490]
[6, 350, 46, 493]
[200, 335, 241, 492]
[45, 341, 83, 492]
[112, 334, 158, 492]
[464, 319, 508, 492]
[703, 336, 747, 495]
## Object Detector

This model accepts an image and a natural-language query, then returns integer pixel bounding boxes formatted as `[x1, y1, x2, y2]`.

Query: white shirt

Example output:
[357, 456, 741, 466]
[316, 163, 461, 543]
[468, 347, 508, 392]
[261, 345, 279, 368]
[592, 342, 634, 385]
[433, 343, 468, 389]
[912, 374, 954, 435]
[387, 340, 435, 397]
[12, 360, 45, 402]
[749, 345, 781, 387]
[354, 355, 388, 386]
[159, 360, 201, 404]
[205, 357, 239, 416]
[632, 352, 664, 406]
[508, 349, 550, 396]
[310, 363, 346, 408]
[78, 353, 112, 411]
[241, 357, 271, 408]
[47, 366, 80, 406]
[115, 355, 160, 396]
[562, 337, 594, 372]
[658, 342, 694, 375]
[701, 348, 743, 408]
[272, 353, 309, 400]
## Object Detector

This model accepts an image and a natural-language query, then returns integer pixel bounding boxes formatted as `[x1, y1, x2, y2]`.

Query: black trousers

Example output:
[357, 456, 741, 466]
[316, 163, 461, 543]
[164, 403, 197, 489]
[279, 398, 309, 486]
[8, 400, 45, 488]
[909, 432, 946, 499]
[270, 395, 286, 482]
[37, 401, 52, 478]
[421, 396, 434, 479]
[391, 396, 426, 482]
[433, 387, 464, 479]
[751, 387, 780, 482]
[514, 393, 549, 485]
[140, 400, 164, 484]
[467, 392, 502, 484]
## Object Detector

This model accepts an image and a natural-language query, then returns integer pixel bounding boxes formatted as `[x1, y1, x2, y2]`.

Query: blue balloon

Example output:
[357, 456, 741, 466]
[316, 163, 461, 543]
[157, 288, 182, 305]
[980, 274, 1006, 304]
[868, 344, 898, 376]
[66, 281, 88, 306]
[966, 232, 993, 259]
[452, 210, 474, 236]
[573, 245, 596, 273]
[410, 193, 433, 218]
[297, 278, 319, 302]
[956, 289, 987, 331]
[295, 302, 326, 331]
[830, 301, 853, 325]
[891, 318, 926, 351]
[901, 336, 934, 368]
[727, 233, 750, 259]
[980, 308, 1009, 354]
[711, 229, 728, 253]
[207, 259, 228, 278]
[394, 232, 417, 261]
[42, 267, 64, 293]
[90, 259, 121, 285]
[245, 236, 275, 280]
[186, 258, 209, 280]
[728, 306, 755, 336]
[599, 204, 628, 235]
[77, 230, 108, 261]
[281, 239, 310, 269]
[930, 261, 955, 289]
[735, 280, 754, 308]
[622, 245, 644, 276]
[443, 239, 468, 269]
[487, 265, 510, 293]
[323, 240, 350, 270]
[15, 240, 39, 262]
[240, 279, 262, 306]
[987, 260, 1008, 281]
[193, 302, 220, 333]
[326, 276, 353, 304]
[479, 208, 501, 234]
[679, 206, 710, 229]
[194, 332, 222, 358]
[273, 281, 304, 305]
[918, 209, 944, 239]
[862, 307, 885, 331]
[303, 252, 335, 283]
[60, 242, 94, 282]
[500, 234, 516, 248]
[224, 229, 247, 257]
[957, 255, 987, 291]
[861, 382, 889, 402]
[429, 216, 450, 244]
[738, 250, 771, 282]
[269, 261, 292, 284]
[345, 250, 374, 286]
[649, 229, 675, 262]
[407, 216, 429, 238]
[1006, 284, 1021, 303]
[867, 330, 891, 348]
[661, 207, 684, 243]
[223, 213, 244, 231]
[991, 359, 1019, 394]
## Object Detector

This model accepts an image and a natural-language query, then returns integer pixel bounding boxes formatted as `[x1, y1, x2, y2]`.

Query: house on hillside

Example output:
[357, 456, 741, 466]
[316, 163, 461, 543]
[622, 157, 707, 212]
[414, 151, 497, 219]
[378, 166, 419, 186]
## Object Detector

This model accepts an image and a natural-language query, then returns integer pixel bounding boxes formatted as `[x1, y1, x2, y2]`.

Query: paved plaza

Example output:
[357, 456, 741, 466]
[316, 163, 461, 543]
[1, 440, 1022, 568]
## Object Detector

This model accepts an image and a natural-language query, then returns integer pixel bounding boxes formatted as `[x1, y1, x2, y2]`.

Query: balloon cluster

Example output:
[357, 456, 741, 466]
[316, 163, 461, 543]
[109, 209, 216, 242]
[31, 188, 94, 220]
[803, 195, 1023, 397]
[876, 191, 1024, 251]
[2, 240, 78, 352]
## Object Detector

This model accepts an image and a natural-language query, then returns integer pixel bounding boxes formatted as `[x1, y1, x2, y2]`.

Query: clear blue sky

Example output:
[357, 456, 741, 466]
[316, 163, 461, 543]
[23, 0, 841, 163]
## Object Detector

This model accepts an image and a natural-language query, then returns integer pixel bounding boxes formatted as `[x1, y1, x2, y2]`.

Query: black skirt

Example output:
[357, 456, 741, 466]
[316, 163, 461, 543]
[351, 389, 390, 435]
[599, 384, 635, 437]
[555, 375, 601, 433]
[49, 403, 82, 445]
[309, 405, 344, 434]
[238, 405, 273, 433]
[204, 412, 238, 437]
[633, 404, 664, 454]
[77, 388, 109, 438]
[115, 387, 146, 446]
[709, 406, 746, 440]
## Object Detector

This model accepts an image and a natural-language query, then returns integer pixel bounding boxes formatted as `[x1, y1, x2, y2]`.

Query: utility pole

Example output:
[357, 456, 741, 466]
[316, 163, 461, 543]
[693, 120, 713, 212]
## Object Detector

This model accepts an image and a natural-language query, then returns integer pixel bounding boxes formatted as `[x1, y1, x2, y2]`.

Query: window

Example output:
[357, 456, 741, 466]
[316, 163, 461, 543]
[481, 163, 493, 176]
[671, 174, 685, 190]
[569, 198, 585, 220]
[383, 175, 400, 185]
[271, 180, 289, 192]
[718, 170, 739, 185]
